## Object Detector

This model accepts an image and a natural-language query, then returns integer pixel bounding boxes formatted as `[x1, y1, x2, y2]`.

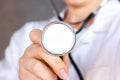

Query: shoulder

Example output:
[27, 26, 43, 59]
[14, 16, 57, 37]
[9, 20, 50, 50]
[17, 20, 48, 34]
[5, 20, 51, 58]
[93, 0, 120, 32]
[9, 15, 57, 49]
[96, 0, 120, 20]
[12, 20, 49, 39]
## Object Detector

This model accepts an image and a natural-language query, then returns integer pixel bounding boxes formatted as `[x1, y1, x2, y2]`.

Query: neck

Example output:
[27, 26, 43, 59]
[64, 0, 103, 29]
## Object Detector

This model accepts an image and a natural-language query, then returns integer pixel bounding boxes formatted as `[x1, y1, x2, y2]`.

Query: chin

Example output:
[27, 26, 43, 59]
[64, 0, 85, 6]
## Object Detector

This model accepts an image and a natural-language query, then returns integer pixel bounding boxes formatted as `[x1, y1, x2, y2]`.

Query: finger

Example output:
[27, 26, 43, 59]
[63, 54, 70, 68]
[19, 67, 41, 80]
[38, 47, 68, 79]
[24, 44, 68, 79]
[20, 57, 57, 80]
[29, 29, 42, 44]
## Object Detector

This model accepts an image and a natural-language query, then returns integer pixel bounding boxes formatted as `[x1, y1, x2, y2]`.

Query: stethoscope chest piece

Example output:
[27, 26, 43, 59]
[41, 21, 76, 56]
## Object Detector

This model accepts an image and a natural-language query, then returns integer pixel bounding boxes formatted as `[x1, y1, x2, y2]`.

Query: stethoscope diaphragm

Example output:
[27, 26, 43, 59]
[41, 21, 76, 56]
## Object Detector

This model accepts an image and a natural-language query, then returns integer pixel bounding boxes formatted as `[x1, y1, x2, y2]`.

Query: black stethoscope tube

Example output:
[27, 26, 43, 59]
[68, 13, 94, 80]
[48, 0, 94, 80]
[58, 13, 94, 80]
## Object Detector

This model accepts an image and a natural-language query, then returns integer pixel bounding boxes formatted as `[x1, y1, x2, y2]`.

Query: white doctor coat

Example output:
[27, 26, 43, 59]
[0, 0, 120, 80]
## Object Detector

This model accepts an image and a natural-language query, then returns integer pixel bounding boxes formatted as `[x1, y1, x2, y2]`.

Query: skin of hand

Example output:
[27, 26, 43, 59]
[19, 29, 70, 80]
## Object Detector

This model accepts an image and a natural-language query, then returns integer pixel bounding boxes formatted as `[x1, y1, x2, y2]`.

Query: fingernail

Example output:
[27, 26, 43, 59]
[59, 69, 68, 79]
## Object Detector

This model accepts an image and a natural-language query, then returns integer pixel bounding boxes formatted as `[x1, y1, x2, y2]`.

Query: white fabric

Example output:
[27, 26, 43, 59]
[0, 0, 120, 80]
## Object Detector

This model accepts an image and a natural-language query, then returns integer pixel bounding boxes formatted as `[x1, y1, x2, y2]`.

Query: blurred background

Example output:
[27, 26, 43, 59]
[0, 0, 65, 59]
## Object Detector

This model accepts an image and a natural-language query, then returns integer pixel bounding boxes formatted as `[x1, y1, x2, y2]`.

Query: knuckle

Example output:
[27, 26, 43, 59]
[25, 45, 32, 54]
[52, 58, 61, 66]
[31, 61, 39, 72]
[18, 70, 22, 80]
[18, 57, 23, 66]
[51, 75, 57, 80]
[25, 44, 41, 55]
[24, 45, 35, 56]
[32, 44, 40, 50]
[42, 75, 57, 80]
[24, 43, 45, 59]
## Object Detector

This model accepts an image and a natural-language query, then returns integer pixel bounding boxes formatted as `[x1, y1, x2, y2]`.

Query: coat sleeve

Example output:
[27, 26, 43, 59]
[0, 21, 44, 80]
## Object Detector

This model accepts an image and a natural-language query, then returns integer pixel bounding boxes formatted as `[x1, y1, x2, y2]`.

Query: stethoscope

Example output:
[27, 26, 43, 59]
[41, 0, 108, 80]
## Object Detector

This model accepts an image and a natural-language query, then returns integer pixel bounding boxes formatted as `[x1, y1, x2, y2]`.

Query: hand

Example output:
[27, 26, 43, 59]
[19, 29, 68, 80]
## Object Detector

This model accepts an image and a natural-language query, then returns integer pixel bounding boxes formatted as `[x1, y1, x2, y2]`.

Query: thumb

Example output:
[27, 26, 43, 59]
[29, 29, 42, 45]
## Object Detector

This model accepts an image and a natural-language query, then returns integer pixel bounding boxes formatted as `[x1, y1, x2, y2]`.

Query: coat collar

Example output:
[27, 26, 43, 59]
[49, 0, 120, 33]
[88, 0, 120, 33]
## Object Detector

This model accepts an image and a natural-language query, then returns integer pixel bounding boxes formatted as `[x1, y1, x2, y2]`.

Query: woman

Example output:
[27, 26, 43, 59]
[0, 0, 120, 80]
[19, 0, 120, 80]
